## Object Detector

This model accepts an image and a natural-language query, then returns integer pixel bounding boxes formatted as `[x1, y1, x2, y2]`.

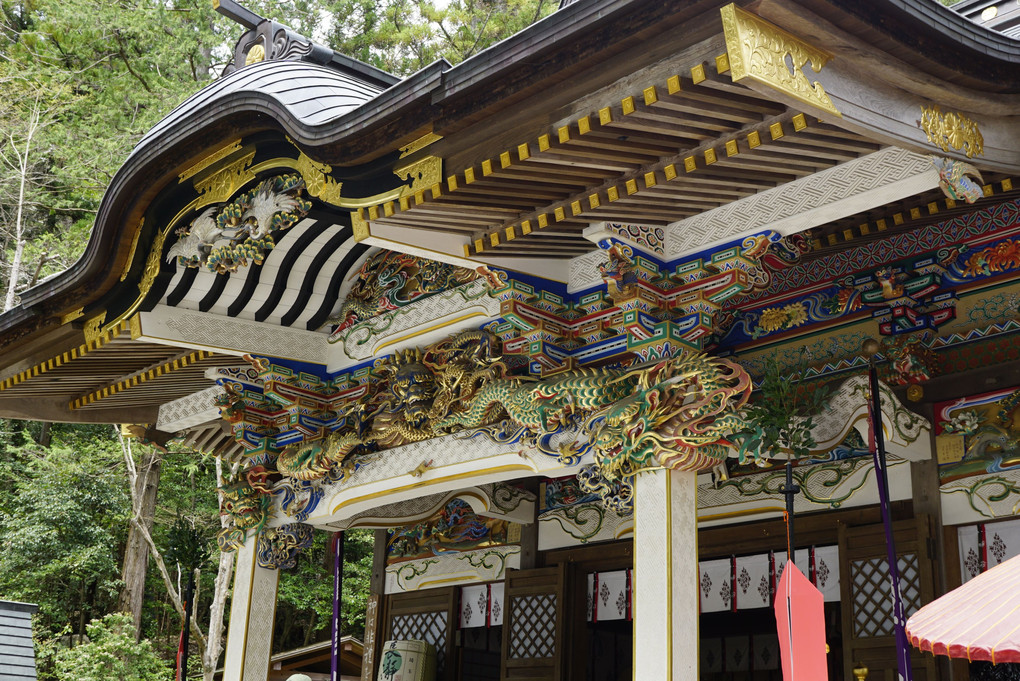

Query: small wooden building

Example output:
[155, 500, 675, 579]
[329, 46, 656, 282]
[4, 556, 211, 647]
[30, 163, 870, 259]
[0, 0, 1018, 679]
[0, 601, 39, 681]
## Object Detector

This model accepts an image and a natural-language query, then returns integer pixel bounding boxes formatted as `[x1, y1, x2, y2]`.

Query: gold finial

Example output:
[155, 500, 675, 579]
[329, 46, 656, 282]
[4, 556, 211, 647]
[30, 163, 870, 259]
[861, 338, 881, 358]
[852, 663, 869, 681]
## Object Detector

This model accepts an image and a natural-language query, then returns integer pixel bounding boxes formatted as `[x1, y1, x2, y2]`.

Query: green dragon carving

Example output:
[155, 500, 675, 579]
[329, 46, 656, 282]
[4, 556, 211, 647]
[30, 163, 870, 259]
[442, 352, 752, 482]
[584, 354, 752, 480]
[216, 471, 272, 551]
[436, 366, 637, 435]
[275, 431, 362, 481]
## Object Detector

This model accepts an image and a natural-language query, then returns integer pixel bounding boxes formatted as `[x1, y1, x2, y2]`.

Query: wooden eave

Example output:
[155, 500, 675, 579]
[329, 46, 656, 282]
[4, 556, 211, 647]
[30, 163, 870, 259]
[785, 0, 1020, 93]
[366, 60, 884, 258]
[0, 0, 1016, 426]
[0, 322, 227, 423]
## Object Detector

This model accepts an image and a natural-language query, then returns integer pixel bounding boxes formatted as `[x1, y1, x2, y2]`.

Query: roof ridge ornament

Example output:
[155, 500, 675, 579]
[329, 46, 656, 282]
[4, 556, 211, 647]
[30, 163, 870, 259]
[719, 3, 842, 118]
[216, 0, 334, 77]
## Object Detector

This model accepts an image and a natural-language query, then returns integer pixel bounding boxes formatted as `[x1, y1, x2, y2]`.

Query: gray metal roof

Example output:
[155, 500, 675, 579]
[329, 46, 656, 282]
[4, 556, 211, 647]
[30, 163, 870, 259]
[127, 59, 386, 164]
[0, 601, 38, 681]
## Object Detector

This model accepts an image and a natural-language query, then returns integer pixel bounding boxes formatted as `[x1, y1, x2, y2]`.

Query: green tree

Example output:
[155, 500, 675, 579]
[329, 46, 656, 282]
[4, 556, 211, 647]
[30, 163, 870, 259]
[53, 613, 169, 681]
[0, 439, 128, 638]
[325, 0, 556, 75]
[735, 351, 828, 464]
[275, 529, 375, 650]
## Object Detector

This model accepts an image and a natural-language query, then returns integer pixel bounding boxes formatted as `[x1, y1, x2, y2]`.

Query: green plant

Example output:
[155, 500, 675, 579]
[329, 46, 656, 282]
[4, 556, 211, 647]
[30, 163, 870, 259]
[735, 350, 829, 464]
[53, 613, 169, 681]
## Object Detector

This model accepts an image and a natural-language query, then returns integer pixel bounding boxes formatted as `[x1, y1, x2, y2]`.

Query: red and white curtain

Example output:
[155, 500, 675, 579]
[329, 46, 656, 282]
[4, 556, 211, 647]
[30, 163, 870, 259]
[459, 582, 506, 629]
[958, 518, 1020, 583]
[699, 547, 840, 613]
[585, 569, 632, 622]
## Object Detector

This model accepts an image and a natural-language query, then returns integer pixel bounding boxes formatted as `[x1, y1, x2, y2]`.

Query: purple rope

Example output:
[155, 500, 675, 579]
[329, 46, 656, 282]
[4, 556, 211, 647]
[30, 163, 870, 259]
[331, 531, 344, 681]
[868, 364, 914, 681]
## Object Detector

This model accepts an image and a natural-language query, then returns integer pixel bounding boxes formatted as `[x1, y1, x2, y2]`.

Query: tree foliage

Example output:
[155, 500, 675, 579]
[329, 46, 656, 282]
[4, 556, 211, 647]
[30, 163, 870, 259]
[53, 613, 169, 681]
[275, 529, 375, 651]
[735, 351, 829, 463]
[0, 435, 127, 635]
[325, 0, 556, 75]
[0, 0, 551, 673]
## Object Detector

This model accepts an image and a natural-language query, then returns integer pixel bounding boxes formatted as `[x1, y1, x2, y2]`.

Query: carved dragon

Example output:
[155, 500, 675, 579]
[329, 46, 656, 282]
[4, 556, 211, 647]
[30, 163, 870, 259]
[327, 250, 478, 341]
[261, 330, 508, 482]
[443, 352, 752, 481]
[581, 354, 752, 480]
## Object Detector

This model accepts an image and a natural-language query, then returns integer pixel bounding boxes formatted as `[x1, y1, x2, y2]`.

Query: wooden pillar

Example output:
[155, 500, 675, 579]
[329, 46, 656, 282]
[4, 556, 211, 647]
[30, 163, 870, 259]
[632, 468, 699, 681]
[360, 529, 389, 681]
[518, 478, 539, 570]
[223, 535, 279, 681]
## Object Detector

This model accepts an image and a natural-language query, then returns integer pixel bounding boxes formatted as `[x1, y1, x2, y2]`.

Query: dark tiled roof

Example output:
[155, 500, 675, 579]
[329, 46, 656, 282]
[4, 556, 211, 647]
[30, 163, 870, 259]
[0, 601, 38, 681]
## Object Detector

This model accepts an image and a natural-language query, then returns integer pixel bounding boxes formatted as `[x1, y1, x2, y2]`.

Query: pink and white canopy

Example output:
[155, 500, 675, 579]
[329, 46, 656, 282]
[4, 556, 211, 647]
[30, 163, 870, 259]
[907, 554, 1020, 663]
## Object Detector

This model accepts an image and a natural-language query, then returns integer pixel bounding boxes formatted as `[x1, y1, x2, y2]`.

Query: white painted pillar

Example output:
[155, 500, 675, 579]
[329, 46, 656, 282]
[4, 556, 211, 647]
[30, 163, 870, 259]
[223, 535, 280, 681]
[633, 468, 699, 681]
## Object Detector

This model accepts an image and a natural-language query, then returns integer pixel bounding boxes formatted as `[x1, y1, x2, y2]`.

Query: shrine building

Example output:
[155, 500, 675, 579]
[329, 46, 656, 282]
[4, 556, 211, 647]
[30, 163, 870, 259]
[0, 0, 1019, 678]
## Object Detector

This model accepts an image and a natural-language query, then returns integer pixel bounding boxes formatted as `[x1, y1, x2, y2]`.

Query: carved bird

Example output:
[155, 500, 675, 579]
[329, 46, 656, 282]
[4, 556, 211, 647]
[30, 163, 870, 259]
[930, 156, 984, 204]
[242, 181, 303, 240]
[165, 207, 221, 263]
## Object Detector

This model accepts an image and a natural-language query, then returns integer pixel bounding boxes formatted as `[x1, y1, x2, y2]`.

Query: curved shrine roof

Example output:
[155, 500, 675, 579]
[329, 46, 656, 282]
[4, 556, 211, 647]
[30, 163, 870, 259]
[0, 0, 1018, 425]
[127, 60, 387, 166]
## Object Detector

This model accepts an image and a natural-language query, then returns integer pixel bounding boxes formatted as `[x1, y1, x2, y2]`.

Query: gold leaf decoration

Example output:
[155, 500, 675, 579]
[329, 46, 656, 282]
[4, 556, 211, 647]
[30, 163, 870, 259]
[919, 105, 984, 159]
[720, 3, 841, 118]
[192, 150, 257, 206]
[293, 149, 344, 205]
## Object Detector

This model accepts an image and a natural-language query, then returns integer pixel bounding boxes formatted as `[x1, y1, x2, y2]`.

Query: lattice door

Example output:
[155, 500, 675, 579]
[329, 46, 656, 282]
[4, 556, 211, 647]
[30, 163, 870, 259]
[391, 610, 449, 672]
[839, 516, 937, 681]
[384, 587, 456, 680]
[500, 565, 567, 680]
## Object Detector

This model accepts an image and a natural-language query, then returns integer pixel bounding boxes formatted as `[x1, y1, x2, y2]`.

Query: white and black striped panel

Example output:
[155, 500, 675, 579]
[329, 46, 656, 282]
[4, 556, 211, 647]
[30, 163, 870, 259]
[159, 217, 368, 330]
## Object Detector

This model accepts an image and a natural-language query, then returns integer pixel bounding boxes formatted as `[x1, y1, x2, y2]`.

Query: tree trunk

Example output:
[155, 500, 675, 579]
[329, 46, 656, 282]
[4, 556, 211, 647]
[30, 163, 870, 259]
[200, 456, 238, 681]
[303, 611, 317, 647]
[118, 445, 163, 639]
[2, 94, 40, 313]
[36, 421, 51, 447]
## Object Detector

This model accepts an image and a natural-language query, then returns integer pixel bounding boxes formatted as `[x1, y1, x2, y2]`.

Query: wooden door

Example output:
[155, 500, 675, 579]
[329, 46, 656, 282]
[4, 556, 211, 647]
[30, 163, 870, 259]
[500, 565, 567, 681]
[839, 516, 937, 681]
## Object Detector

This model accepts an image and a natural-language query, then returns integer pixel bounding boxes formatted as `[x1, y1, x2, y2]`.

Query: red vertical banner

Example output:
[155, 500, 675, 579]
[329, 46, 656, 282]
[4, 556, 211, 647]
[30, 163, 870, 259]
[625, 569, 632, 621]
[775, 562, 828, 681]
[809, 547, 816, 586]
[769, 551, 776, 606]
[979, 524, 988, 573]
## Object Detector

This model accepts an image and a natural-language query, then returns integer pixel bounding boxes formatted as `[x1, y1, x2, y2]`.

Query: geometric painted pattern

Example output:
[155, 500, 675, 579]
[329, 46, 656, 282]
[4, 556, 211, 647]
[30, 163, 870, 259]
[741, 199, 1020, 304]
[508, 594, 557, 659]
[668, 147, 935, 257]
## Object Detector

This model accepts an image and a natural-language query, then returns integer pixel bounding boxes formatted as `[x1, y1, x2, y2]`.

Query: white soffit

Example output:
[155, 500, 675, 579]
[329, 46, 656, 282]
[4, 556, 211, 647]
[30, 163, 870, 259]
[157, 385, 222, 432]
[664, 146, 939, 258]
[136, 305, 328, 365]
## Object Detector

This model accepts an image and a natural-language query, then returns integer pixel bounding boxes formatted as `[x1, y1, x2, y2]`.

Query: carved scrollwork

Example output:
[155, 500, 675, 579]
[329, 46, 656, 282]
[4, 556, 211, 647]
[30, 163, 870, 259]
[720, 3, 841, 118]
[255, 522, 315, 569]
